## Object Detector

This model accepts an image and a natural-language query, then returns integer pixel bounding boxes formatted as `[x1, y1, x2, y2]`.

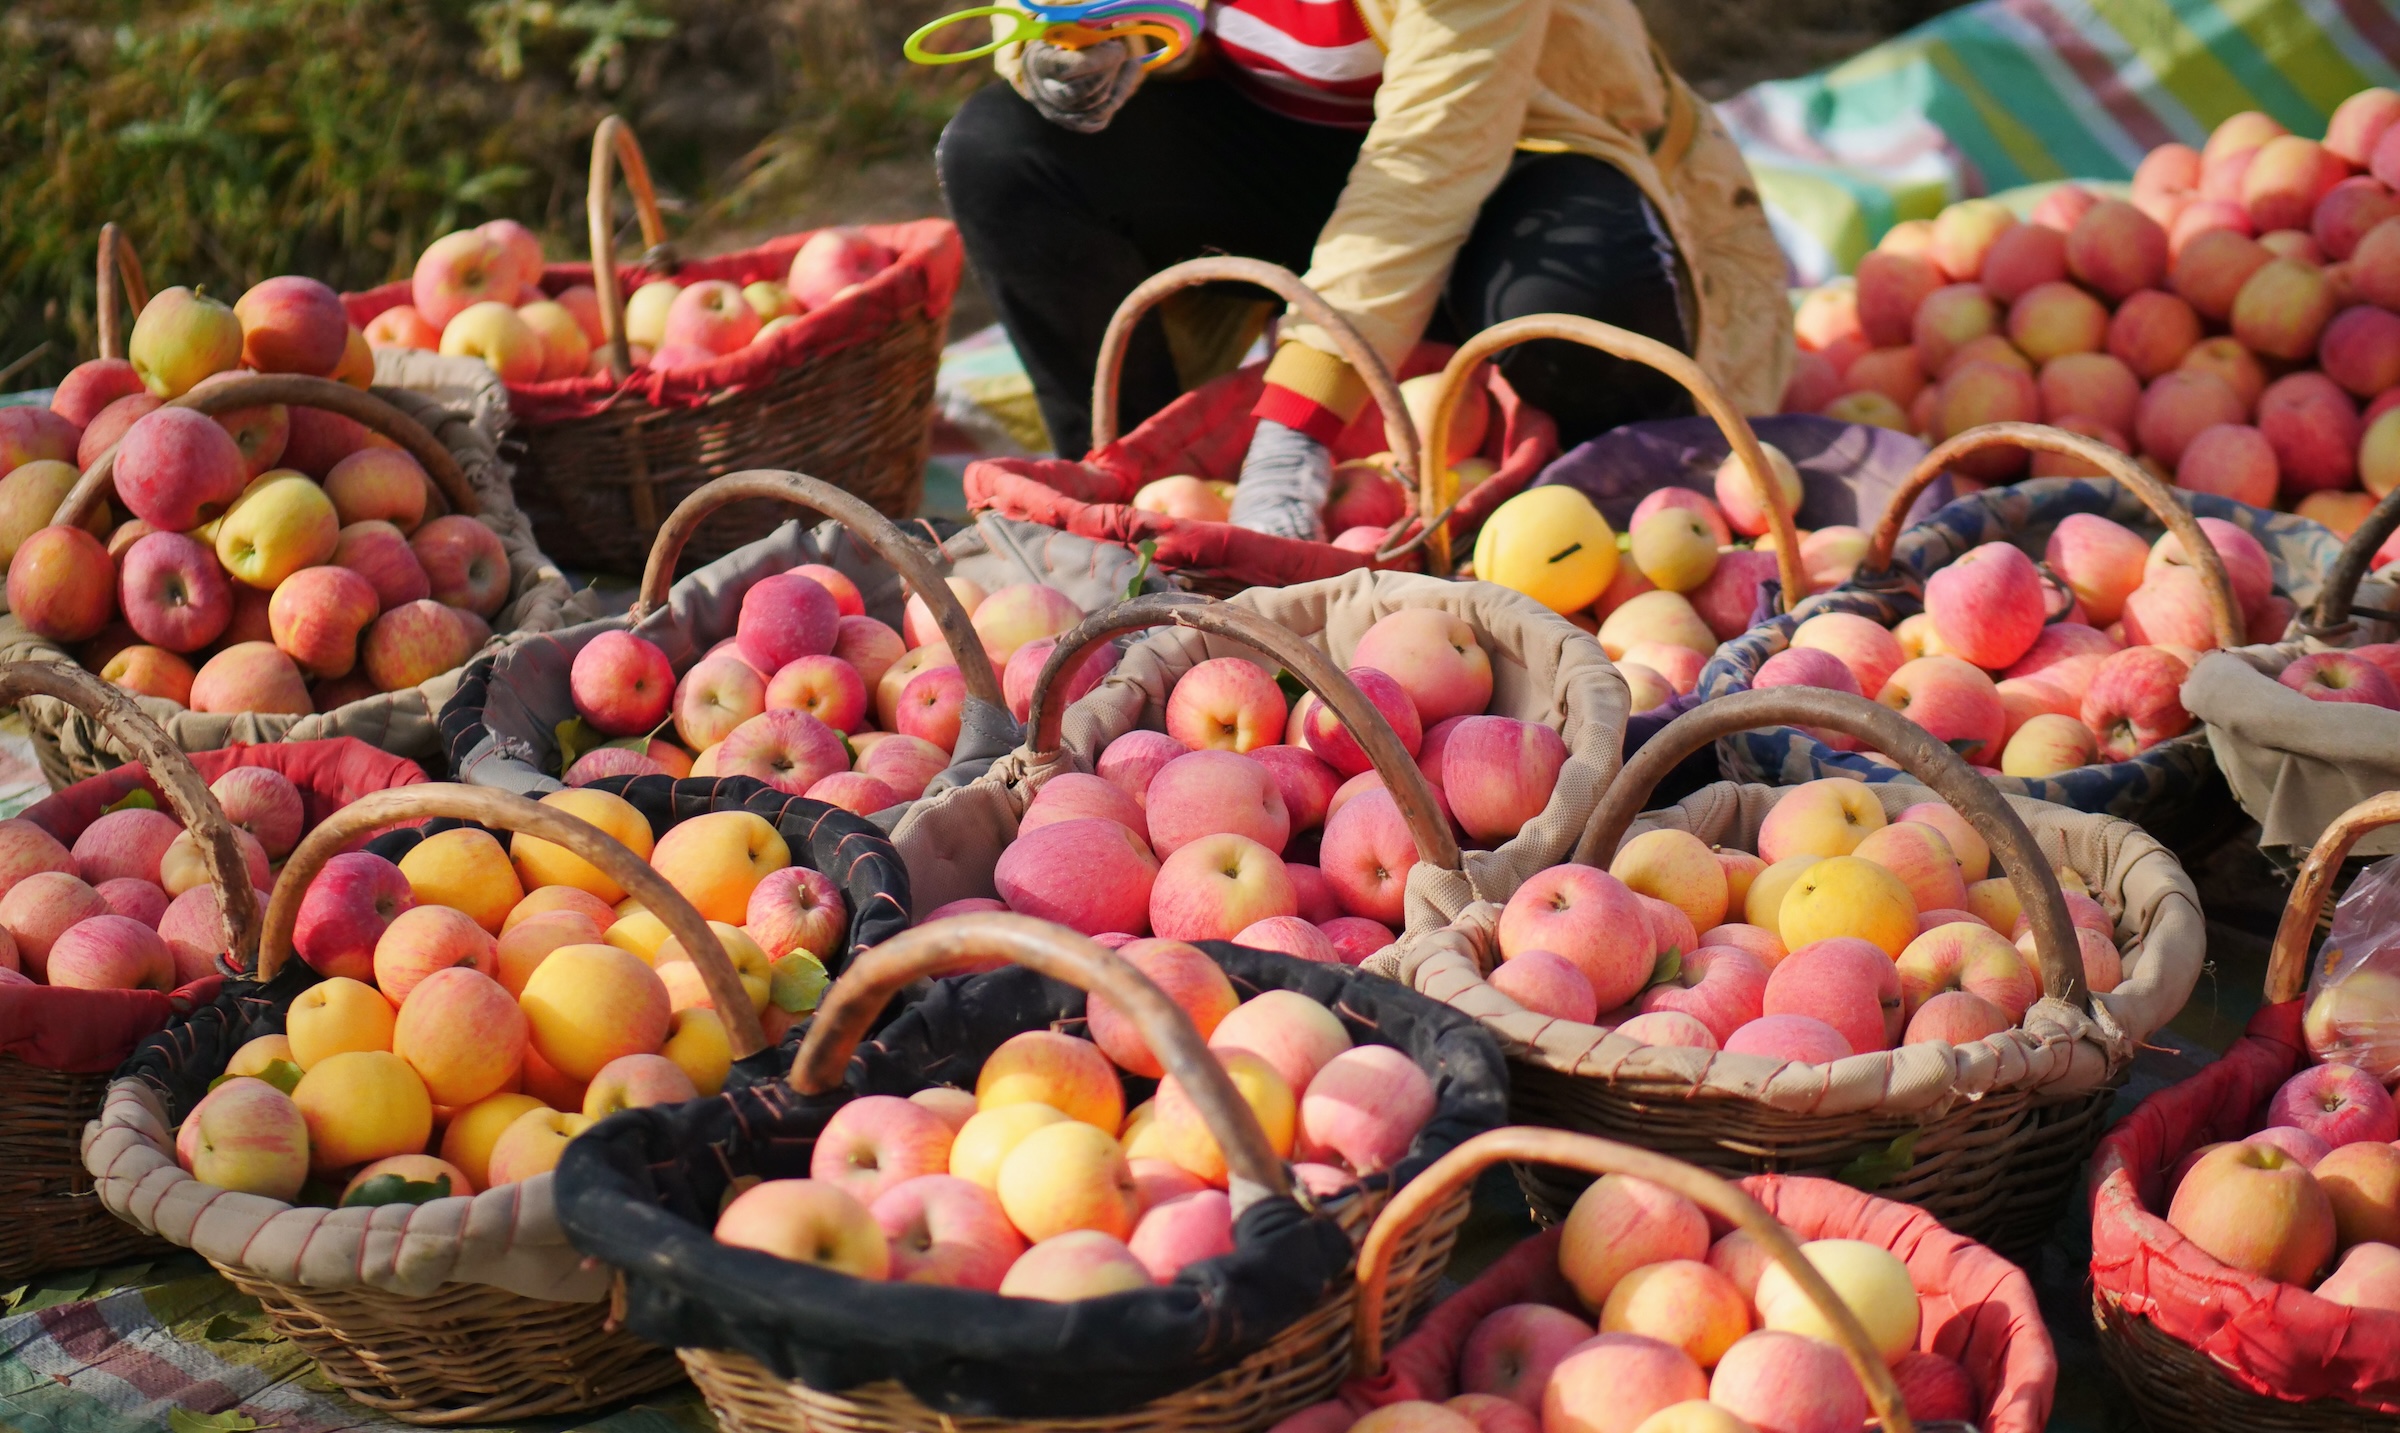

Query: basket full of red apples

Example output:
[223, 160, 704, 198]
[553, 911, 1507, 1433]
[1384, 686, 2203, 1257]
[1699, 422, 2341, 829]
[2091, 791, 2400, 1429]
[4, 229, 582, 784]
[346, 117, 960, 574]
[889, 581, 1624, 964]
[1293, 1126, 2056, 1433]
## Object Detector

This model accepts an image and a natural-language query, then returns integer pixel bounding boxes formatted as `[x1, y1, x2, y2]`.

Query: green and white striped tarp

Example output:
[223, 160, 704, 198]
[1722, 0, 2400, 282]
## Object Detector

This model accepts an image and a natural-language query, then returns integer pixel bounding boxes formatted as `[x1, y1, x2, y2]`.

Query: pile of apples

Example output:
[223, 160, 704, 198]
[558, 570, 1098, 816]
[981, 608, 1562, 964]
[1745, 508, 2294, 777]
[1581, 455, 1862, 713]
[5, 280, 510, 715]
[1125, 371, 1502, 559]
[172, 783, 851, 1208]
[362, 219, 896, 381]
[1784, 88, 2400, 573]
[0, 765, 305, 993]
[2158, 1058, 2400, 1316]
[712, 938, 1437, 1300]
[1485, 776, 2124, 1061]
[1274, 1172, 1979, 1433]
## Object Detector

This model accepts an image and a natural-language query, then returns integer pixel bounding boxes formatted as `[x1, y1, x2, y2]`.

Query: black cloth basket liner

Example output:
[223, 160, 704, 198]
[554, 941, 1509, 1418]
[115, 773, 913, 1121]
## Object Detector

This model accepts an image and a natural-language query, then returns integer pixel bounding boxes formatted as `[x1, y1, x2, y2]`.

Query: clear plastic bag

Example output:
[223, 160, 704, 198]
[2303, 852, 2400, 1083]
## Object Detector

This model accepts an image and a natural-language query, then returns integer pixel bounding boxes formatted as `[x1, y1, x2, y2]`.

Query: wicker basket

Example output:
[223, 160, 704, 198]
[962, 259, 1567, 599]
[2183, 483, 2400, 865]
[616, 912, 1477, 1433]
[1347, 1127, 1918, 1427]
[81, 784, 764, 1422]
[2090, 790, 2400, 1429]
[0, 660, 261, 1282]
[1387, 685, 2205, 1258]
[1696, 423, 2342, 835]
[356, 117, 952, 576]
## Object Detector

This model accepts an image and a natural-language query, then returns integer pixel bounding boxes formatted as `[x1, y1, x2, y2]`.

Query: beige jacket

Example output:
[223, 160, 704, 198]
[1000, 0, 1793, 422]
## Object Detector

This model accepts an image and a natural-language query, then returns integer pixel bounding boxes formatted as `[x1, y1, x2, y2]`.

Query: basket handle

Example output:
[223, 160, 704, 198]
[1860, 423, 2244, 650]
[1574, 686, 2087, 1003]
[0, 661, 258, 972]
[256, 783, 768, 1057]
[1348, 1127, 1914, 1433]
[788, 910, 1290, 1197]
[628, 469, 1005, 711]
[1088, 257, 1421, 496]
[94, 223, 151, 363]
[56, 374, 480, 530]
[2266, 792, 2400, 1004]
[1025, 591, 1463, 876]
[587, 114, 672, 384]
[1400, 315, 1806, 601]
[2310, 487, 2400, 631]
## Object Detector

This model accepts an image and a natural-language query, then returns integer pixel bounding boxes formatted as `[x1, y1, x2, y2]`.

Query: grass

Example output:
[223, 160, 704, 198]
[0, 0, 979, 390]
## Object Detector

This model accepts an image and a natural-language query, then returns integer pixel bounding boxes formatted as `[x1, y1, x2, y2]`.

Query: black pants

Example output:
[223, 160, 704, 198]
[936, 77, 1693, 456]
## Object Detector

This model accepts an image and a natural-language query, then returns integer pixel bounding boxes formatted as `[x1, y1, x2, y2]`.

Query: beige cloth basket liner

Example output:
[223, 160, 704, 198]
[0, 352, 595, 781]
[82, 1077, 598, 1301]
[891, 569, 1630, 924]
[1373, 780, 2203, 1120]
[2184, 579, 2400, 859]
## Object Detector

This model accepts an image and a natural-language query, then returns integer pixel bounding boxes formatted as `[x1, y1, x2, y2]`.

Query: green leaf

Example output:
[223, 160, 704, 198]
[1123, 540, 1158, 602]
[200, 1312, 277, 1343]
[340, 1172, 453, 1208]
[771, 950, 830, 1014]
[1273, 669, 1309, 706]
[555, 716, 602, 771]
[167, 1409, 263, 1433]
[1945, 738, 1983, 758]
[1645, 948, 1683, 989]
[205, 1059, 302, 1097]
[1835, 1130, 1922, 1191]
[105, 788, 159, 814]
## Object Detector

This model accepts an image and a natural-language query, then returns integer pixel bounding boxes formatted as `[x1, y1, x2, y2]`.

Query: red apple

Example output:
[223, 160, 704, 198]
[409, 515, 511, 619]
[235, 276, 349, 376]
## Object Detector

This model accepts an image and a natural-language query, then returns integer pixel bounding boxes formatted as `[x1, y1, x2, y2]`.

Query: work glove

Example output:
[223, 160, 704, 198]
[1228, 420, 1332, 542]
[1023, 38, 1144, 133]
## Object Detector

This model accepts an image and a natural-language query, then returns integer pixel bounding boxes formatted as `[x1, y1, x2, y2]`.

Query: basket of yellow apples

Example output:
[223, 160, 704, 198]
[555, 910, 1508, 1433]
[1377, 686, 2203, 1257]
[78, 782, 897, 1423]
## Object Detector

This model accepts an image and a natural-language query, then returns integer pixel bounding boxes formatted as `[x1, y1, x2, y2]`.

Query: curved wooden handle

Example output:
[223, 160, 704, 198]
[2313, 486, 2400, 630]
[57, 374, 479, 530]
[1347, 1128, 1913, 1433]
[1863, 424, 2243, 650]
[629, 469, 1004, 710]
[0, 662, 257, 971]
[1576, 686, 2087, 1002]
[789, 911, 1290, 1196]
[257, 784, 767, 1056]
[587, 114, 671, 382]
[1026, 592, 1462, 876]
[95, 224, 151, 363]
[2267, 792, 2400, 1005]
[1088, 257, 1421, 494]
[1406, 316, 1807, 602]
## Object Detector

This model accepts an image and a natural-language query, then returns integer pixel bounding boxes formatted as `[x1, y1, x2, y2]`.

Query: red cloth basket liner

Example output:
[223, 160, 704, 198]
[963, 342, 1558, 594]
[1347, 1174, 2055, 1433]
[0, 738, 427, 1074]
[2090, 1001, 2400, 1411]
[341, 219, 963, 423]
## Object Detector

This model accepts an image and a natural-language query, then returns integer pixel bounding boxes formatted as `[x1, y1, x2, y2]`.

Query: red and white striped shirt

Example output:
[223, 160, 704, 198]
[1209, 0, 1384, 128]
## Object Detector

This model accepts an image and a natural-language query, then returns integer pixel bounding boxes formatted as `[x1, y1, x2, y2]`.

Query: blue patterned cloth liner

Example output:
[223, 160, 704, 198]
[1696, 476, 2347, 821]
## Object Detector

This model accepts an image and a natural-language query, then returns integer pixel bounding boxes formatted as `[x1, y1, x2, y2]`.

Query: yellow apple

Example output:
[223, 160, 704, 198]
[509, 787, 655, 903]
[647, 810, 789, 924]
[400, 826, 524, 934]
[439, 1091, 546, 1190]
[214, 472, 339, 590]
[290, 1050, 433, 1174]
[286, 975, 397, 1069]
